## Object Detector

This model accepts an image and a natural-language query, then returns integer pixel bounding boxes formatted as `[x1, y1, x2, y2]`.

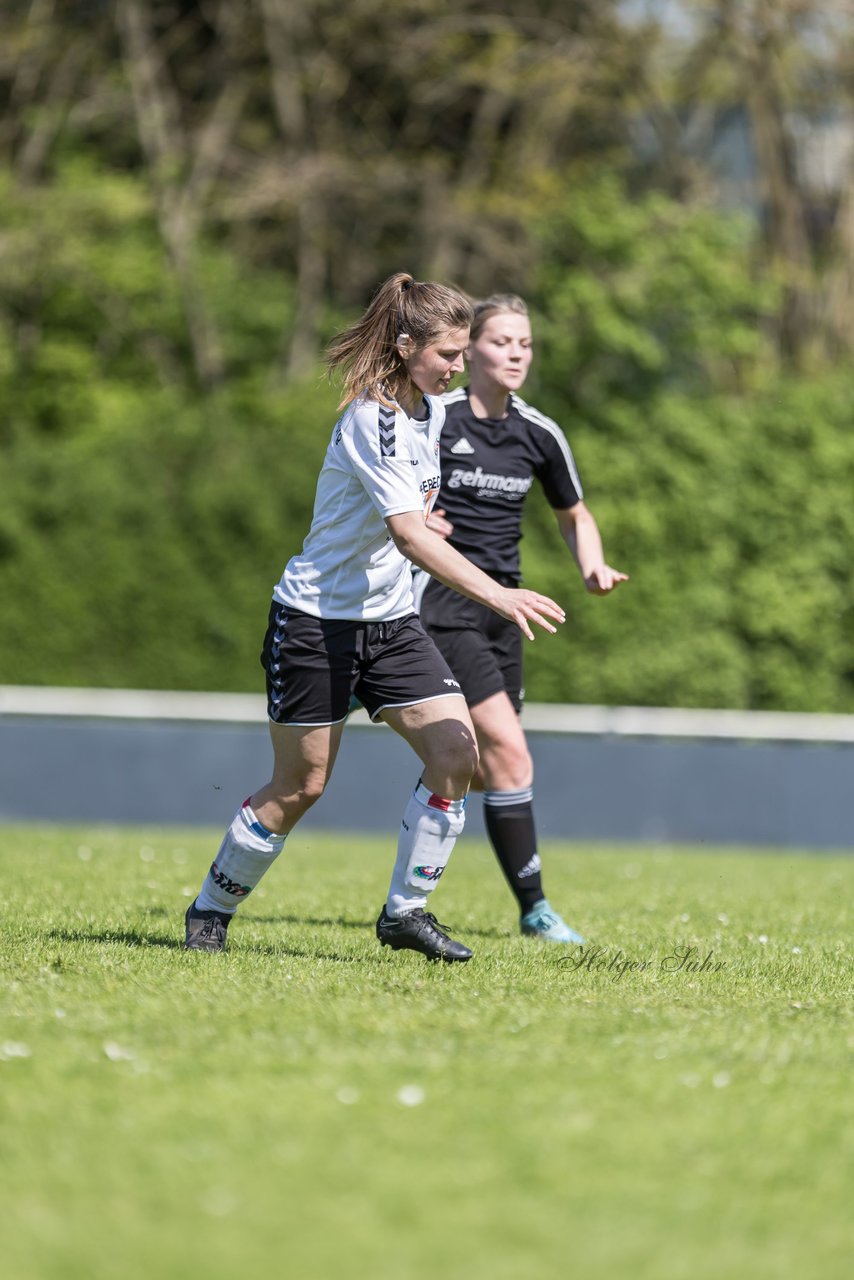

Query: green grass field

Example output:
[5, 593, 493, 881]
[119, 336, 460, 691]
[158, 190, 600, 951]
[1, 825, 851, 1280]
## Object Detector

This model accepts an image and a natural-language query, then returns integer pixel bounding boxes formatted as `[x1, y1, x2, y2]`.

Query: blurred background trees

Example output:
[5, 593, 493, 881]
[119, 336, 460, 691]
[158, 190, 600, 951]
[2, 0, 854, 708]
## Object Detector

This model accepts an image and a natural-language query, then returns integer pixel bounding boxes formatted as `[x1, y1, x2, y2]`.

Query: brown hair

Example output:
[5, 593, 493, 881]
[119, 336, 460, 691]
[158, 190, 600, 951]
[470, 293, 529, 341]
[326, 272, 473, 408]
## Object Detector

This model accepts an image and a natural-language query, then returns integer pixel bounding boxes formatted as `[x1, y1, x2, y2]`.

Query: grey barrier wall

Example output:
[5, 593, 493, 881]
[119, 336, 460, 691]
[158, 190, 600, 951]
[1, 686, 853, 849]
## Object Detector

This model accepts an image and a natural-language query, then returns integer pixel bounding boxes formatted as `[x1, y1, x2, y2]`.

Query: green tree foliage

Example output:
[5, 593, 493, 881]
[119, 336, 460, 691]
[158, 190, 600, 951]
[0, 161, 336, 690]
[520, 374, 854, 711]
[518, 179, 854, 709]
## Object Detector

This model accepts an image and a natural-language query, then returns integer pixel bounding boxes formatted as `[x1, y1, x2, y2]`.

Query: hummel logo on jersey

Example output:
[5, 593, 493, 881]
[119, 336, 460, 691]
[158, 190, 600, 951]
[450, 437, 475, 455]
[378, 404, 396, 457]
[518, 853, 542, 879]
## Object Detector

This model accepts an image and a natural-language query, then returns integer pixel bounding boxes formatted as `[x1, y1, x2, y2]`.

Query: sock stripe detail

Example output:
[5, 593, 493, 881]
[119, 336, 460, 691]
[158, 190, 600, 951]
[414, 780, 466, 815]
[241, 797, 285, 844]
[483, 788, 533, 808]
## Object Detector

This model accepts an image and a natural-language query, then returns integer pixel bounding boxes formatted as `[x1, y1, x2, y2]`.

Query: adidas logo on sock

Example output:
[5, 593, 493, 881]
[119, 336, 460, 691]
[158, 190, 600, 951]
[518, 853, 542, 879]
[450, 437, 475, 455]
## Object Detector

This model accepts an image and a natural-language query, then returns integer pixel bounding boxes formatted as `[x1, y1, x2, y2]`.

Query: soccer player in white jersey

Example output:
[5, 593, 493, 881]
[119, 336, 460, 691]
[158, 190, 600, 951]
[417, 294, 628, 944]
[184, 274, 566, 962]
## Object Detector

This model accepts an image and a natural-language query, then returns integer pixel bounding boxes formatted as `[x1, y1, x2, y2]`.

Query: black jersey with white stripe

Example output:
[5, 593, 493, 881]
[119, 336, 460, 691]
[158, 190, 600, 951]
[437, 387, 583, 579]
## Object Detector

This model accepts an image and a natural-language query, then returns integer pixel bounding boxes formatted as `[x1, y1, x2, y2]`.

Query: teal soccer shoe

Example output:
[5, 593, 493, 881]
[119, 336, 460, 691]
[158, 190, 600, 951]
[520, 899, 585, 945]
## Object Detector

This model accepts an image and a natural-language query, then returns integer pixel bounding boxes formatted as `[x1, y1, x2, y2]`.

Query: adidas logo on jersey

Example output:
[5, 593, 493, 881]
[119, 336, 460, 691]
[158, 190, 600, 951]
[449, 437, 475, 455]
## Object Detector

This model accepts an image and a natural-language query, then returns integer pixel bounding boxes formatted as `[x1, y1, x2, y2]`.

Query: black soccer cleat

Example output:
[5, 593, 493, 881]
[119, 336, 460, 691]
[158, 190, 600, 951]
[184, 901, 232, 953]
[376, 905, 473, 963]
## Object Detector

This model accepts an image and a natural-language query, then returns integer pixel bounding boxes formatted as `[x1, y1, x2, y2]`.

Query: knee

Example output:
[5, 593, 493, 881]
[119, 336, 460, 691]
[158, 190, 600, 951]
[513, 743, 533, 786]
[481, 740, 532, 791]
[441, 735, 480, 789]
[298, 770, 328, 809]
[274, 768, 328, 815]
[415, 719, 479, 798]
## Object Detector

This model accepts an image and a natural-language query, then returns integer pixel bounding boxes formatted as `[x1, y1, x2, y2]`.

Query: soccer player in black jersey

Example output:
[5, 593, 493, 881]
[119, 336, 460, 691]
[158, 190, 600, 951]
[417, 294, 628, 944]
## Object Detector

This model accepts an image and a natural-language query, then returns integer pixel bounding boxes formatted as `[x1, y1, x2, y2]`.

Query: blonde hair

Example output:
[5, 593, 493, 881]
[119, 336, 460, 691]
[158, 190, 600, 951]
[326, 272, 474, 408]
[470, 293, 529, 341]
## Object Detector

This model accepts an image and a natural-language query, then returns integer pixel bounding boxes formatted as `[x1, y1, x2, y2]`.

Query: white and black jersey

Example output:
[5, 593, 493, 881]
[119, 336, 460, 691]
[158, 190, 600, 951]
[437, 387, 583, 580]
[275, 395, 443, 620]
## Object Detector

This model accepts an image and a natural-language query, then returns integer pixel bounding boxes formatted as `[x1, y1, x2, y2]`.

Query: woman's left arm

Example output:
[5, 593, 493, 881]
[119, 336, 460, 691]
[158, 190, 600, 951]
[554, 502, 629, 596]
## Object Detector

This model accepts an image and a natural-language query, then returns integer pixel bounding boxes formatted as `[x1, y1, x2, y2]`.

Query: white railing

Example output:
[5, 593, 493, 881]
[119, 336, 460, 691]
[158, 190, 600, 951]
[3, 685, 854, 743]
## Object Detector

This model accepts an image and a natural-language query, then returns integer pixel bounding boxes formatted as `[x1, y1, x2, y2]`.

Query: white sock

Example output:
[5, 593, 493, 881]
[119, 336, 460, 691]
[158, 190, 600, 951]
[195, 798, 286, 915]
[385, 780, 467, 918]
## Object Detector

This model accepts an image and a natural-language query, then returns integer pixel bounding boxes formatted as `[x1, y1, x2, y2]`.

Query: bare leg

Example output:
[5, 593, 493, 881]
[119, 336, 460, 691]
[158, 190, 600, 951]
[468, 691, 532, 792]
[467, 694, 583, 942]
[376, 696, 477, 956]
[251, 719, 346, 834]
[187, 720, 345, 941]
[381, 695, 479, 797]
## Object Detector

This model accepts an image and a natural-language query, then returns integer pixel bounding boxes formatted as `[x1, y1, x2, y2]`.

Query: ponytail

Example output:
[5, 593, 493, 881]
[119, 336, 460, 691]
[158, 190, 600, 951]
[327, 273, 473, 408]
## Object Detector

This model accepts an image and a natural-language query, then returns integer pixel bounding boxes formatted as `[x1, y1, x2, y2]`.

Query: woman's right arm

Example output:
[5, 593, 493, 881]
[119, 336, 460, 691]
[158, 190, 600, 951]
[386, 511, 564, 641]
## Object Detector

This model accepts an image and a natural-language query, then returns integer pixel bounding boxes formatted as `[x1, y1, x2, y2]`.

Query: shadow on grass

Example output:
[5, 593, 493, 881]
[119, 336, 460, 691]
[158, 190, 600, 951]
[42, 925, 383, 965]
[245, 913, 374, 930]
[45, 927, 183, 950]
[140, 906, 378, 931]
[448, 923, 513, 940]
[242, 912, 509, 940]
[229, 940, 384, 964]
[138, 904, 509, 939]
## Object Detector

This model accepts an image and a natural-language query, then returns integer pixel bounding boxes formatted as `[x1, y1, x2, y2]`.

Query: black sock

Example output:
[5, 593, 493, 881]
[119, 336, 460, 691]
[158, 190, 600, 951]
[482, 789, 544, 914]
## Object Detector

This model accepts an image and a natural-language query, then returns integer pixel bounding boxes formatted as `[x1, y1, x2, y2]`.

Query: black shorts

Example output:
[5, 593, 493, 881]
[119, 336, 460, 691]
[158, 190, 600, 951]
[260, 603, 464, 725]
[418, 576, 524, 713]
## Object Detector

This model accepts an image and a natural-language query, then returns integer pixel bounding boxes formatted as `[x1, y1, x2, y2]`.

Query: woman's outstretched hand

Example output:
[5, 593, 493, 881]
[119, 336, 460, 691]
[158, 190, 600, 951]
[583, 564, 629, 596]
[491, 587, 566, 641]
